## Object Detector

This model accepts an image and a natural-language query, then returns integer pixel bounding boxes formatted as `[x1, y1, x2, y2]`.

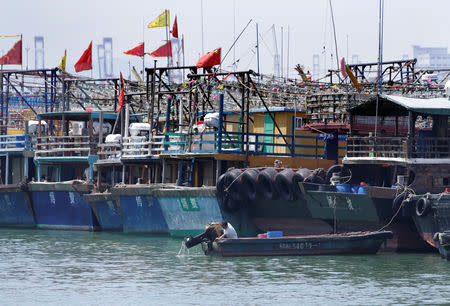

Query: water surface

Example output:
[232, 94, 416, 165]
[0, 229, 449, 305]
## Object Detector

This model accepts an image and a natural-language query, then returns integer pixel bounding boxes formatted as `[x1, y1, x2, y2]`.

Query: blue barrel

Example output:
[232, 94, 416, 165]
[351, 185, 359, 193]
[267, 231, 283, 238]
[358, 184, 367, 194]
[336, 183, 351, 193]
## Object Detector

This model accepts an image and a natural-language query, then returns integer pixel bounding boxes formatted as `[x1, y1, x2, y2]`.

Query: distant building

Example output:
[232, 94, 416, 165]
[412, 45, 450, 69]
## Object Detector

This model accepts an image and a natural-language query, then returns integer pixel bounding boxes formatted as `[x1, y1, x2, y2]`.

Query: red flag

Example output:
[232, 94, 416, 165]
[115, 72, 125, 112]
[170, 16, 178, 38]
[149, 41, 172, 57]
[340, 57, 347, 78]
[0, 38, 22, 65]
[196, 48, 221, 68]
[124, 42, 144, 57]
[74, 42, 92, 73]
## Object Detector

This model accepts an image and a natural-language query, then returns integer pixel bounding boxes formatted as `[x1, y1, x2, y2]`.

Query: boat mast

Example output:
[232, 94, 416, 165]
[375, 0, 384, 137]
[256, 23, 260, 82]
[328, 0, 340, 80]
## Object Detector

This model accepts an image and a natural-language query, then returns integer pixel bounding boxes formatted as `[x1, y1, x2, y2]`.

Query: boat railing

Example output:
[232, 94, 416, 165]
[121, 135, 166, 158]
[346, 136, 450, 159]
[157, 130, 345, 158]
[97, 143, 122, 160]
[33, 135, 98, 158]
[0, 134, 31, 151]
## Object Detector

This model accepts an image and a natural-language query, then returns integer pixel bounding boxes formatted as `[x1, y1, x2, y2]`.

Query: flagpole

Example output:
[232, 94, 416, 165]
[182, 34, 185, 81]
[165, 10, 170, 84]
[142, 17, 145, 80]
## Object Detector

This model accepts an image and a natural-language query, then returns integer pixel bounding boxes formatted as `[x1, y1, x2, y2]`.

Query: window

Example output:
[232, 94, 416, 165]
[295, 117, 304, 130]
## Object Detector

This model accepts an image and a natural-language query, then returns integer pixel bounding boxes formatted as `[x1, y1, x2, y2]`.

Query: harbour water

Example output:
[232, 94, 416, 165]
[1, 229, 450, 305]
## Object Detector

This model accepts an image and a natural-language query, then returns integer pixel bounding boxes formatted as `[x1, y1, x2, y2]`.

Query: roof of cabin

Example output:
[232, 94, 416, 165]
[350, 94, 450, 116]
[38, 111, 118, 121]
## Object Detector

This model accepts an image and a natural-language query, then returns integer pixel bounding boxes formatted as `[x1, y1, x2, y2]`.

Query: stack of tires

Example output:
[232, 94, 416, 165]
[217, 167, 320, 212]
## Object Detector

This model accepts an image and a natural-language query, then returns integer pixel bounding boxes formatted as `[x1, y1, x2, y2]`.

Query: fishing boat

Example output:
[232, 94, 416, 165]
[201, 231, 393, 257]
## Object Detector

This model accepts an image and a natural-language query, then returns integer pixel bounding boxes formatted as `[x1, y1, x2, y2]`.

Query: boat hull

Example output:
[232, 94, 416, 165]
[242, 187, 429, 252]
[29, 183, 99, 231]
[0, 186, 35, 228]
[112, 186, 169, 235]
[202, 231, 393, 257]
[85, 193, 122, 231]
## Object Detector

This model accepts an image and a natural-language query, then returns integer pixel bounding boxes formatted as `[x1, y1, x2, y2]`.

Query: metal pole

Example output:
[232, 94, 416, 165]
[256, 23, 260, 82]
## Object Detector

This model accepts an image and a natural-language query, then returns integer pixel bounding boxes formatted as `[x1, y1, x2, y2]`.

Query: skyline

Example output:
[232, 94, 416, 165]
[1, 0, 449, 79]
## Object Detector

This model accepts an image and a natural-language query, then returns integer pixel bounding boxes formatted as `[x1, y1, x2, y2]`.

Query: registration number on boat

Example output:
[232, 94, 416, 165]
[277, 242, 319, 250]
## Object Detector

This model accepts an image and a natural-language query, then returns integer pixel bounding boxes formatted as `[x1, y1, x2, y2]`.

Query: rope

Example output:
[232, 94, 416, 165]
[377, 183, 415, 232]
[223, 170, 245, 193]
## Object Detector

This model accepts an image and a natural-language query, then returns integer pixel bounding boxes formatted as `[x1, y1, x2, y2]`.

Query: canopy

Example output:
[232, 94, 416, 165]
[350, 95, 450, 117]
[382, 95, 450, 116]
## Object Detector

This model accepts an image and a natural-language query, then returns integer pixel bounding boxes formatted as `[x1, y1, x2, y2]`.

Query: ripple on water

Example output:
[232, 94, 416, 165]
[1, 229, 450, 305]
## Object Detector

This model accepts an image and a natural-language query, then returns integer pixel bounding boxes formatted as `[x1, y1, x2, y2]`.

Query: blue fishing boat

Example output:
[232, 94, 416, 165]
[84, 193, 122, 231]
[111, 185, 169, 234]
[202, 231, 393, 257]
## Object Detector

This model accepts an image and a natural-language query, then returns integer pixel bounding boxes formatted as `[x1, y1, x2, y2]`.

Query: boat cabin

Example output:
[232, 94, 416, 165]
[344, 94, 450, 193]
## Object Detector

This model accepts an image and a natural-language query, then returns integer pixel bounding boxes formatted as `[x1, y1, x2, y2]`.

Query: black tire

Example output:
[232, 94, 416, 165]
[416, 197, 431, 217]
[256, 168, 278, 200]
[275, 169, 297, 201]
[223, 169, 243, 201]
[221, 194, 241, 213]
[297, 168, 312, 180]
[325, 165, 351, 184]
[241, 168, 259, 201]
[292, 170, 305, 198]
[304, 174, 325, 184]
[216, 173, 227, 197]
[392, 192, 407, 215]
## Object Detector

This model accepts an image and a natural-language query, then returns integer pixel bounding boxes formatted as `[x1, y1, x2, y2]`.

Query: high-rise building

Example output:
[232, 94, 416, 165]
[412, 45, 450, 69]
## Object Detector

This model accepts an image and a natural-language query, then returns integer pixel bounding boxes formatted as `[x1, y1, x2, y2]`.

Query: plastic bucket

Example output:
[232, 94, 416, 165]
[336, 183, 351, 193]
[267, 231, 283, 238]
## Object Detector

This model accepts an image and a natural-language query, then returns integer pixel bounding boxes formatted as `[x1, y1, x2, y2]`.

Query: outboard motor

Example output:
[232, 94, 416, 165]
[184, 222, 222, 248]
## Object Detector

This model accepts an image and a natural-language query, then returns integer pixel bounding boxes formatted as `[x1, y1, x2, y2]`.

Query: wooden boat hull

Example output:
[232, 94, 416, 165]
[202, 231, 393, 257]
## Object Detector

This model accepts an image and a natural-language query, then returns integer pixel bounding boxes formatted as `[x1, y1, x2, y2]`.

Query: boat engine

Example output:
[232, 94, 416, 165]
[184, 222, 223, 248]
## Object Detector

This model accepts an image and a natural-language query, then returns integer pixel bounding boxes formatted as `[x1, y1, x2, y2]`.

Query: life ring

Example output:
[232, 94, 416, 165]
[416, 197, 431, 217]
[241, 168, 259, 201]
[275, 169, 297, 201]
[256, 168, 278, 200]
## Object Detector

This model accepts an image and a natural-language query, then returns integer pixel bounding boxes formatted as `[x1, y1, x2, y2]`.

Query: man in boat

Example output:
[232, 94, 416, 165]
[218, 221, 238, 239]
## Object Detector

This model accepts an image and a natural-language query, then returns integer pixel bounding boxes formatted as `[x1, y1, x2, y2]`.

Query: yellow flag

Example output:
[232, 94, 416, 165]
[148, 10, 170, 28]
[59, 49, 67, 72]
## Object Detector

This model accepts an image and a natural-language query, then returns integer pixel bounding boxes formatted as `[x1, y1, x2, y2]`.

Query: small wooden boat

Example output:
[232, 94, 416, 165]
[201, 231, 393, 257]
[433, 232, 450, 260]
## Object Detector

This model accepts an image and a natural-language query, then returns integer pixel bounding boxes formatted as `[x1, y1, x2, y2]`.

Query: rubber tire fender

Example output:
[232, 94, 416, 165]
[220, 194, 241, 213]
[241, 168, 259, 201]
[275, 169, 297, 201]
[292, 170, 305, 198]
[416, 197, 431, 217]
[256, 167, 279, 200]
[216, 173, 227, 197]
[392, 192, 407, 215]
[223, 169, 243, 201]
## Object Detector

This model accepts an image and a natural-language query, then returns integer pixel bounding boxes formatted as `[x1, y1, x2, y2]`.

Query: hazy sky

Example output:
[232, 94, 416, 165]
[1, 0, 449, 79]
